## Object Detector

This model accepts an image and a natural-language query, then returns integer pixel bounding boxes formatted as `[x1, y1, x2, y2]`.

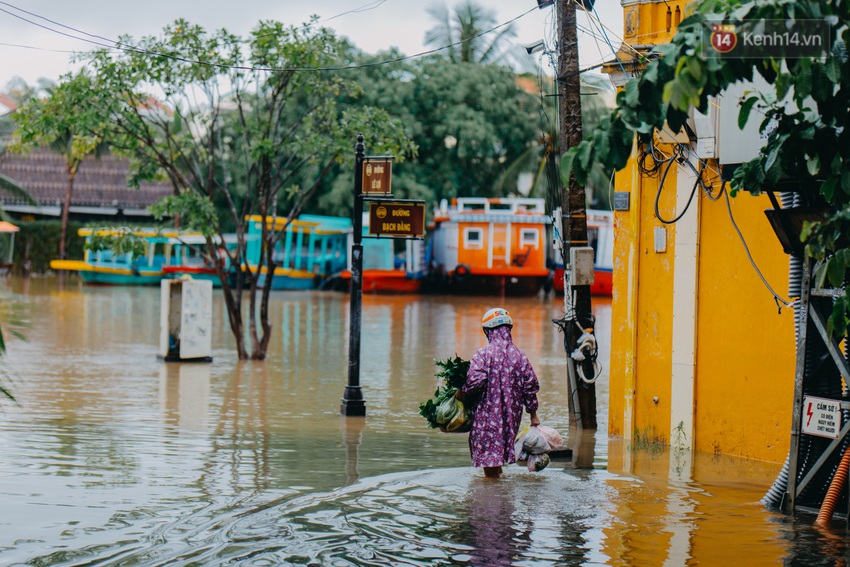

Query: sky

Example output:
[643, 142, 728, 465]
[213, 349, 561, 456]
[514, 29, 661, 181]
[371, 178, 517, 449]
[0, 0, 624, 89]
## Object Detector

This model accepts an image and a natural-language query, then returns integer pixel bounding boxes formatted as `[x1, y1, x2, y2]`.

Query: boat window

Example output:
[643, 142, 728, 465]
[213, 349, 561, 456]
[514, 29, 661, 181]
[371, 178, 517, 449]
[520, 228, 539, 249]
[464, 228, 483, 249]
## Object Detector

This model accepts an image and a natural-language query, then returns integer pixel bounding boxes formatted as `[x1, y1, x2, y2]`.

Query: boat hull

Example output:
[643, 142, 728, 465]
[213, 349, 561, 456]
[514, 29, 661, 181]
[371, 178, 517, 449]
[336, 269, 422, 294]
[51, 260, 163, 285]
[425, 267, 550, 297]
[552, 267, 613, 296]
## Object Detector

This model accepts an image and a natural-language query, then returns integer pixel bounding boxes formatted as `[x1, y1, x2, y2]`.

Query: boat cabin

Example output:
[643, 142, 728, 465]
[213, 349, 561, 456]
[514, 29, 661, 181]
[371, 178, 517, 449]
[428, 197, 551, 295]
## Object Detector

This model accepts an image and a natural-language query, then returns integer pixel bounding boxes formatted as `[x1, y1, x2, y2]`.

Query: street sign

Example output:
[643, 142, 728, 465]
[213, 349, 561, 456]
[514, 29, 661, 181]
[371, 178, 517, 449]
[368, 201, 425, 238]
[802, 396, 841, 439]
[362, 158, 393, 195]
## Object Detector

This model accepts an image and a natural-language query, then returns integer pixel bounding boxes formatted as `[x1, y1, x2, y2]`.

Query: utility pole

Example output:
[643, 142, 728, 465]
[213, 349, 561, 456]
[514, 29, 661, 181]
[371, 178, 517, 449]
[556, 0, 597, 429]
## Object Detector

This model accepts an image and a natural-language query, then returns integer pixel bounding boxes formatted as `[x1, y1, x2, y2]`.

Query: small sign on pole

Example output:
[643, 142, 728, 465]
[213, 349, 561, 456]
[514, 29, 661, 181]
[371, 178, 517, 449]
[361, 158, 393, 195]
[367, 201, 425, 238]
[801, 396, 841, 439]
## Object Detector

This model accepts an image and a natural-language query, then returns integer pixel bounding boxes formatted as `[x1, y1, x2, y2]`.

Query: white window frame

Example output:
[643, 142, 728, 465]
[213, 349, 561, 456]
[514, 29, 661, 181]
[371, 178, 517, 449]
[520, 228, 539, 249]
[464, 227, 484, 250]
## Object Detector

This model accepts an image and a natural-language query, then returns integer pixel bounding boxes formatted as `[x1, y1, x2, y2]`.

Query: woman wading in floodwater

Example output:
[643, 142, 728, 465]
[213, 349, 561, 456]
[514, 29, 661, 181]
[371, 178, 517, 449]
[456, 308, 541, 479]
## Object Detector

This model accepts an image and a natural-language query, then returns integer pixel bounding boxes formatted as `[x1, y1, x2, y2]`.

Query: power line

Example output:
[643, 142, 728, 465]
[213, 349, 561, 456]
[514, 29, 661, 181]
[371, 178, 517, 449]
[0, 41, 79, 54]
[0, 1, 536, 74]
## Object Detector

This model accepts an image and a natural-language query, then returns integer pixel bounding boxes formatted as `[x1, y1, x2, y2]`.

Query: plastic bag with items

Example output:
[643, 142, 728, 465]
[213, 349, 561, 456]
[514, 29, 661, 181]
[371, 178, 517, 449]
[537, 425, 564, 450]
[526, 452, 551, 472]
[435, 395, 471, 433]
[520, 426, 551, 454]
[514, 425, 550, 470]
[514, 425, 566, 471]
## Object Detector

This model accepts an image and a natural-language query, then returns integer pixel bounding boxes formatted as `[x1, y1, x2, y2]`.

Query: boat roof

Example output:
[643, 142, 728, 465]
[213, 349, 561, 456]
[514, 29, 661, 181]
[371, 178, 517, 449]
[433, 197, 550, 224]
[245, 214, 353, 234]
[77, 227, 203, 239]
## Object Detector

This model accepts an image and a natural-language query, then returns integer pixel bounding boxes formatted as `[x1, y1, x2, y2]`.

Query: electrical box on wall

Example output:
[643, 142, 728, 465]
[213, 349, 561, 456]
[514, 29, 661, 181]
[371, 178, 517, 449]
[716, 72, 816, 167]
[569, 246, 595, 286]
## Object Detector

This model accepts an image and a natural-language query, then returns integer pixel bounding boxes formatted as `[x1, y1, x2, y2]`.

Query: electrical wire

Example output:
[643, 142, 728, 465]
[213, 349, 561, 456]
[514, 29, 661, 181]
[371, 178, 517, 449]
[722, 184, 791, 309]
[0, 1, 536, 74]
[590, 3, 627, 76]
[654, 151, 711, 224]
[649, 134, 792, 308]
[0, 41, 79, 53]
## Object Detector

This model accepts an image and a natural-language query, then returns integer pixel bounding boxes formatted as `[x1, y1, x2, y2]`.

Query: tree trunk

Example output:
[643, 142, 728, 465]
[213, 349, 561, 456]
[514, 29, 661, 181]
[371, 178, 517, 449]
[59, 168, 76, 261]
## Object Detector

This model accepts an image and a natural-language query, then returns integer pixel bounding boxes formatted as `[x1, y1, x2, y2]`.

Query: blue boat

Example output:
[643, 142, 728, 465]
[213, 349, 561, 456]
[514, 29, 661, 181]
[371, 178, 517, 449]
[243, 214, 351, 290]
[50, 228, 189, 285]
[162, 234, 238, 288]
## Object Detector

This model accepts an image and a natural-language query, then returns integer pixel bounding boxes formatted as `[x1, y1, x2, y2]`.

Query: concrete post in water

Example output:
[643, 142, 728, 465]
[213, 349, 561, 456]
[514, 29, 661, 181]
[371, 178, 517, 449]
[158, 278, 213, 363]
[341, 134, 366, 416]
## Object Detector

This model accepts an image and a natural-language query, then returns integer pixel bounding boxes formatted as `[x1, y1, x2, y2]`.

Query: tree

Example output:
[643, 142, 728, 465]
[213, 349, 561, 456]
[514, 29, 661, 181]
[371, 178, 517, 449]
[498, 73, 615, 208]
[313, 53, 539, 213]
[560, 0, 850, 337]
[0, 325, 13, 402]
[425, 1, 517, 65]
[10, 72, 108, 260]
[0, 291, 27, 403]
[82, 19, 413, 360]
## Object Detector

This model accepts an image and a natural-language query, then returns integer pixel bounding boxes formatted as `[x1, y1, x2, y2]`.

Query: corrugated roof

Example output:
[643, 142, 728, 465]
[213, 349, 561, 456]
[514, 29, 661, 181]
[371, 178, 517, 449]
[0, 94, 18, 116]
[0, 147, 173, 211]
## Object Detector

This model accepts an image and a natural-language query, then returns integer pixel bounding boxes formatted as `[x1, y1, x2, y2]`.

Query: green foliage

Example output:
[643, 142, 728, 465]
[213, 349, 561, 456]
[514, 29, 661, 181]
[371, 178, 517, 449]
[85, 227, 151, 260]
[435, 355, 471, 390]
[0, 289, 30, 404]
[73, 18, 412, 359]
[0, 174, 38, 220]
[424, 1, 517, 65]
[149, 190, 217, 237]
[327, 55, 537, 209]
[13, 220, 85, 273]
[10, 71, 111, 258]
[560, 0, 850, 337]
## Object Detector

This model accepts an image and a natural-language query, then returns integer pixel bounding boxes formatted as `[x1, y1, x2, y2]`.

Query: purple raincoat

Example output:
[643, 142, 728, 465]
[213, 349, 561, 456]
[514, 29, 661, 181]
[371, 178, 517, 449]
[461, 325, 540, 468]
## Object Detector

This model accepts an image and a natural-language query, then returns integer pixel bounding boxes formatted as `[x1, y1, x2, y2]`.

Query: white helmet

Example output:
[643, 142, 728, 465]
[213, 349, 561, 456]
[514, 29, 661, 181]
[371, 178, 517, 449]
[481, 307, 512, 329]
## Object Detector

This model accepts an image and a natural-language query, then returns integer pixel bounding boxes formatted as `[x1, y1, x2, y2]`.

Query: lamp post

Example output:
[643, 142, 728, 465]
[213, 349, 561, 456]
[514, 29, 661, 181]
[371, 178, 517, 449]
[341, 134, 367, 417]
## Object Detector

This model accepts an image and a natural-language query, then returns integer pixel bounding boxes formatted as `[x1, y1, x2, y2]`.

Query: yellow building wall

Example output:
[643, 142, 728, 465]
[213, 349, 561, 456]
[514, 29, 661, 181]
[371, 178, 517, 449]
[609, 159, 795, 461]
[693, 189, 794, 460]
[633, 148, 679, 444]
[608, 0, 795, 464]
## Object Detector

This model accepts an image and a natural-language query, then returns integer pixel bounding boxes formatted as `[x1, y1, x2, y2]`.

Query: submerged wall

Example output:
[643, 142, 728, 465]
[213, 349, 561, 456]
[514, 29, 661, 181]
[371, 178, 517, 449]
[606, 0, 795, 463]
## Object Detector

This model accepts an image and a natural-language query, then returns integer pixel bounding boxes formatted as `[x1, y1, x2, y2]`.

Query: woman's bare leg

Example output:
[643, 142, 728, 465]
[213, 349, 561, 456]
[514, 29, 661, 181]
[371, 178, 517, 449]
[483, 466, 503, 478]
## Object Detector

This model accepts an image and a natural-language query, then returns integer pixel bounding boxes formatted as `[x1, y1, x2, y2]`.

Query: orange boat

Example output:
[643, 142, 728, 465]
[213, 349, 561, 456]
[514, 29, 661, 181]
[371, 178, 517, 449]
[425, 197, 551, 296]
[552, 209, 614, 296]
[335, 216, 426, 294]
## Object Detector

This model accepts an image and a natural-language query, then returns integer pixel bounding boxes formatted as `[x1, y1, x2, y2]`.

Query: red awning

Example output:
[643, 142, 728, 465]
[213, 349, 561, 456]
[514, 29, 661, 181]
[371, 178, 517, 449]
[0, 221, 19, 233]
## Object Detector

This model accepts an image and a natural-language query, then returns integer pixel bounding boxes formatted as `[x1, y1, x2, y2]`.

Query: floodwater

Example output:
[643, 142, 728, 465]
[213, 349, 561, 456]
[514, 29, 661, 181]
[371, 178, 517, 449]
[0, 277, 846, 566]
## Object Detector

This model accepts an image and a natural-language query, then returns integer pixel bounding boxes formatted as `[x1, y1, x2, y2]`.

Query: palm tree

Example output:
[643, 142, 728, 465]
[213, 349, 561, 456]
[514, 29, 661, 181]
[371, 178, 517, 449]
[497, 74, 615, 209]
[424, 1, 517, 64]
[10, 72, 107, 260]
[0, 173, 38, 220]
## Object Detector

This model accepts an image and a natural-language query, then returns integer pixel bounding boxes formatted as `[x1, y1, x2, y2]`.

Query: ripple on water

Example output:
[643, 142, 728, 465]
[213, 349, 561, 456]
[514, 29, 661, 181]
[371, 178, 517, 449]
[145, 466, 613, 566]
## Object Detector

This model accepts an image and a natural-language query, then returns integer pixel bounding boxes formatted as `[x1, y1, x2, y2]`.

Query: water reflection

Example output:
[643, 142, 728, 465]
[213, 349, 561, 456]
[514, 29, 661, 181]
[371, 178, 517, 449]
[159, 362, 211, 430]
[0, 277, 843, 566]
[463, 477, 531, 565]
[342, 416, 365, 486]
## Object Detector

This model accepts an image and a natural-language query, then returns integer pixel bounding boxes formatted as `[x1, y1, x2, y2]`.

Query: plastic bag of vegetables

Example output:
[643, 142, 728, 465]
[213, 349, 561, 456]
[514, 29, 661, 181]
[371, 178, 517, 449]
[419, 356, 471, 433]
